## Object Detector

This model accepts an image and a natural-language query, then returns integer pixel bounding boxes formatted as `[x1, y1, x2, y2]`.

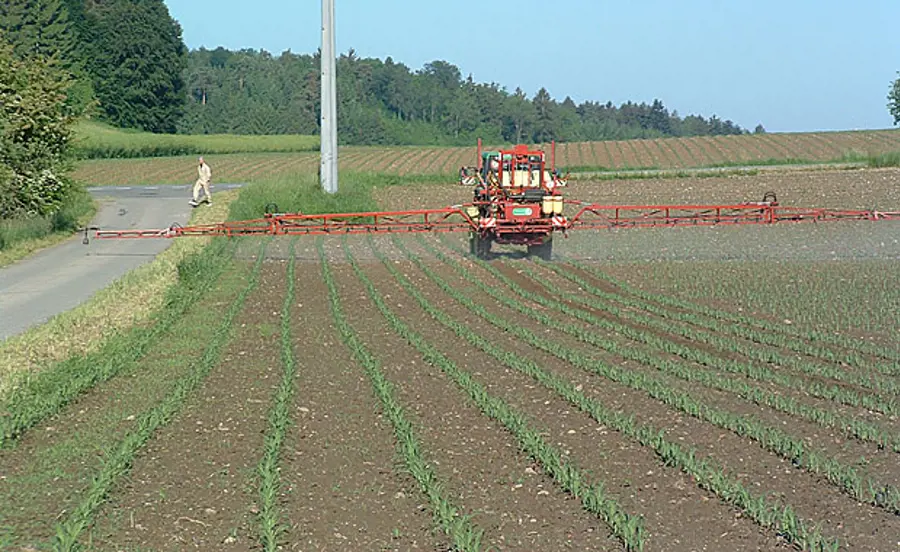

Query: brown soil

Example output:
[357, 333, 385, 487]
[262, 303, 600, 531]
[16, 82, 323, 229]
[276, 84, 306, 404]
[358, 246, 792, 552]
[373, 167, 900, 215]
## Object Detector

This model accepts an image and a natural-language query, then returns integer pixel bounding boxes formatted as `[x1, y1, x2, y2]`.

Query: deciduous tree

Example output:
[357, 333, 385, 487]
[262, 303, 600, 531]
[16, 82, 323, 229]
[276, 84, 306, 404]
[889, 74, 900, 125]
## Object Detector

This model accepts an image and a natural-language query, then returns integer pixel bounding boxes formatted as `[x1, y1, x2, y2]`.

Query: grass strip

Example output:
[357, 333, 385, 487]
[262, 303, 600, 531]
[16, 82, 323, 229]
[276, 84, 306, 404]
[256, 239, 297, 550]
[427, 237, 900, 515]
[351, 238, 646, 551]
[0, 238, 236, 447]
[316, 238, 485, 552]
[51, 239, 269, 551]
[389, 237, 839, 551]
[569, 259, 900, 364]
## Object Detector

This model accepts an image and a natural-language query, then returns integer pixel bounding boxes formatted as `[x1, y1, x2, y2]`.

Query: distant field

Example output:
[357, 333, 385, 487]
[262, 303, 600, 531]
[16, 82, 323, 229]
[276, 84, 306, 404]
[71, 120, 319, 159]
[72, 129, 900, 185]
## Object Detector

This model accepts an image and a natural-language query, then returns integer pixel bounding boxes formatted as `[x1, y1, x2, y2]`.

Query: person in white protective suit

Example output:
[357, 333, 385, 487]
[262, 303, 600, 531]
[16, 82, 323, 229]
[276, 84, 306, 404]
[190, 157, 213, 206]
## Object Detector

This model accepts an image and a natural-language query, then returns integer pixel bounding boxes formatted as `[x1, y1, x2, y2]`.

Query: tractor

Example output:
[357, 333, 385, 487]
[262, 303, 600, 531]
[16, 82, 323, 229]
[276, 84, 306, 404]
[458, 140, 568, 259]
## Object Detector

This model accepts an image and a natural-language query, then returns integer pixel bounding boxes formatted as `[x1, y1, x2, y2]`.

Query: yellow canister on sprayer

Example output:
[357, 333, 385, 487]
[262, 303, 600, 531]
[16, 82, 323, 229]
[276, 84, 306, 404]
[542, 196, 553, 215]
[552, 196, 564, 215]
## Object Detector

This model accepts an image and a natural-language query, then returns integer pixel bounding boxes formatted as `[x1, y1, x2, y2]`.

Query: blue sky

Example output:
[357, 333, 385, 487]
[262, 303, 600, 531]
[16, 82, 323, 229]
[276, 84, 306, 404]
[164, 0, 900, 133]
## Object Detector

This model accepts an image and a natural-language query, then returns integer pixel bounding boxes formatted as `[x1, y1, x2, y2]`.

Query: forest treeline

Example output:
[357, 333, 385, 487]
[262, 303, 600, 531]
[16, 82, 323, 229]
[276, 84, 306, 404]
[179, 47, 753, 145]
[2, 0, 755, 146]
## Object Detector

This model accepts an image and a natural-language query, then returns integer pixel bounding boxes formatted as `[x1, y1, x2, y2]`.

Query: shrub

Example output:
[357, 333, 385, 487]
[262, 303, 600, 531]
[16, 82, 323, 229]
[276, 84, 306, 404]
[0, 42, 78, 218]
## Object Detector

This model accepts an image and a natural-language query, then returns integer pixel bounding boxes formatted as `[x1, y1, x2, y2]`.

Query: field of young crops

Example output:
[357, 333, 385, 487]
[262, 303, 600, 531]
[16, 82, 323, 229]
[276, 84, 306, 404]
[71, 129, 900, 186]
[2, 163, 898, 551]
[1, 228, 897, 551]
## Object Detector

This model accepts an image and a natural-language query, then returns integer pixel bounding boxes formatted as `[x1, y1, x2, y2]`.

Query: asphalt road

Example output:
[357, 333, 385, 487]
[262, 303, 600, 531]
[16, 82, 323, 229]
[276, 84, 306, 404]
[0, 184, 243, 342]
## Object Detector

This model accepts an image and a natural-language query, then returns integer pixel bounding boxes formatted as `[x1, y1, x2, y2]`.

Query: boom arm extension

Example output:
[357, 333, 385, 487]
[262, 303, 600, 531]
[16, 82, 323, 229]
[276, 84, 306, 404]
[91, 207, 476, 240]
[86, 198, 898, 242]
[566, 200, 900, 230]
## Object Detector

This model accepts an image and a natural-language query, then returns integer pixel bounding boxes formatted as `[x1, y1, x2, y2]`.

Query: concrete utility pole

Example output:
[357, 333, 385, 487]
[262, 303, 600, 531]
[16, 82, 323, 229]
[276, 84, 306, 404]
[320, 0, 338, 193]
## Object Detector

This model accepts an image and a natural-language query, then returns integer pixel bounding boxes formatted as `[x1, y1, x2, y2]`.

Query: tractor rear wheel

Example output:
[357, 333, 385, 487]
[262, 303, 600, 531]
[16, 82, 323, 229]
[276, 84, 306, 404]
[527, 236, 553, 261]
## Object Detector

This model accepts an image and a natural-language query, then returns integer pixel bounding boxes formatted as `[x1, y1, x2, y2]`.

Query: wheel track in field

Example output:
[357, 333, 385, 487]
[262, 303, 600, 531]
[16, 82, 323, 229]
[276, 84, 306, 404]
[410, 235, 900, 549]
[51, 241, 269, 550]
[380, 236, 844, 551]
[424, 236, 900, 517]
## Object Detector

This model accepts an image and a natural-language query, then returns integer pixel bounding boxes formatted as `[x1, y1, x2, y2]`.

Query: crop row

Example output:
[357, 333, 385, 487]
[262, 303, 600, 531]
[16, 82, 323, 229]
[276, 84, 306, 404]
[427, 239, 899, 452]
[54, 240, 268, 550]
[553, 262, 900, 375]
[374, 236, 838, 551]
[316, 238, 486, 551]
[529, 262, 899, 415]
[72, 130, 900, 186]
[256, 240, 298, 550]
[561, 260, 897, 374]
[419, 237, 900, 515]
[574, 261, 900, 364]
[343, 237, 647, 550]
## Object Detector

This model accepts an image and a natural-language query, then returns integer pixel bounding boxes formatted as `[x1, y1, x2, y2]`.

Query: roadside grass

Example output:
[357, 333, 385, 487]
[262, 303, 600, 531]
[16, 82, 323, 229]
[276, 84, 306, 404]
[229, 171, 445, 219]
[0, 189, 239, 402]
[0, 235, 237, 447]
[71, 120, 318, 159]
[0, 188, 97, 268]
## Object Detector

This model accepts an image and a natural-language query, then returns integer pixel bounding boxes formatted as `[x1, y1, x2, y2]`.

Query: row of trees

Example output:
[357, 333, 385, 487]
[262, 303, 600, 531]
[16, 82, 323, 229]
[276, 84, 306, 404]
[179, 48, 754, 145]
